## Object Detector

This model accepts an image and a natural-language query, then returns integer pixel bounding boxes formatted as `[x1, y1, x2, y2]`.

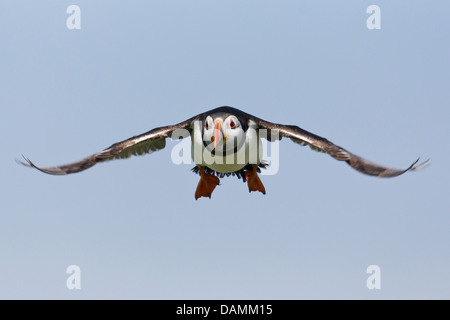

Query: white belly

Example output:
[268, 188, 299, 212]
[191, 124, 263, 173]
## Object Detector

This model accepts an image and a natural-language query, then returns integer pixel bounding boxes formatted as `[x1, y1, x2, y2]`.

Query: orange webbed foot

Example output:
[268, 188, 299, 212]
[195, 167, 220, 200]
[245, 165, 266, 195]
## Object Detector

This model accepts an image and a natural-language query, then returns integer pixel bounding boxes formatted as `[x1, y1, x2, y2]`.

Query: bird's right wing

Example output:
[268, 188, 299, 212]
[17, 117, 195, 175]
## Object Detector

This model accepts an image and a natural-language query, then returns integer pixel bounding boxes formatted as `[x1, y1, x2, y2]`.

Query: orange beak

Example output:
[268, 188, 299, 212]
[214, 122, 220, 148]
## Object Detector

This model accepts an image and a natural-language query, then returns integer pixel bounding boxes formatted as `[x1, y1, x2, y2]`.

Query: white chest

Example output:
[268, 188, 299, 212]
[190, 121, 263, 173]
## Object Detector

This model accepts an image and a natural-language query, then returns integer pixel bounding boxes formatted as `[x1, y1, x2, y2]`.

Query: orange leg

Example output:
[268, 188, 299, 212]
[195, 166, 220, 200]
[245, 165, 266, 195]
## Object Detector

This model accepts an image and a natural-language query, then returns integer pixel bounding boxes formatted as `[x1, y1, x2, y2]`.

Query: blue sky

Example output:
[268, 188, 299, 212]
[1, 1, 449, 299]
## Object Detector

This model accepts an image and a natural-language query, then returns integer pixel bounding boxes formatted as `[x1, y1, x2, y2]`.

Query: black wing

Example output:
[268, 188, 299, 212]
[17, 117, 195, 175]
[251, 116, 429, 177]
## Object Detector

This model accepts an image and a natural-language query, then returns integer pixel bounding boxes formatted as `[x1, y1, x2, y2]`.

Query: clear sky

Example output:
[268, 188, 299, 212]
[1, 1, 449, 299]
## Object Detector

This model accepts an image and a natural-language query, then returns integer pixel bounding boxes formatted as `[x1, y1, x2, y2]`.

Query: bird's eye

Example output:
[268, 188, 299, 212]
[230, 121, 236, 129]
[205, 122, 209, 130]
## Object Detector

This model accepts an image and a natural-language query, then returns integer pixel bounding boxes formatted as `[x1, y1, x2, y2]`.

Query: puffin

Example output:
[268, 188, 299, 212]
[17, 106, 428, 199]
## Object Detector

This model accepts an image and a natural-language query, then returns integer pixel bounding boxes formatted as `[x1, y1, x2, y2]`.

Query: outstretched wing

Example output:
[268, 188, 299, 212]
[17, 117, 195, 175]
[252, 117, 429, 177]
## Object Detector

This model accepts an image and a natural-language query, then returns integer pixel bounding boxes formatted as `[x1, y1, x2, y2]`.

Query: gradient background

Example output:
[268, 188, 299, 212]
[1, 1, 449, 299]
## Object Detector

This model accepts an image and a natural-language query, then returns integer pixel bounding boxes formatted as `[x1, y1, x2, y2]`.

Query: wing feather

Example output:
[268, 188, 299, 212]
[17, 117, 195, 175]
[252, 117, 428, 177]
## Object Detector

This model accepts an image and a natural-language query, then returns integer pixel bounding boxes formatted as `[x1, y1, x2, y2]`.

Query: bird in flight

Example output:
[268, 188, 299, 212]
[17, 106, 428, 199]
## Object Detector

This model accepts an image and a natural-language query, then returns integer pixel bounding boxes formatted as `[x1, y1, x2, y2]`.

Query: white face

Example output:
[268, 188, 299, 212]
[203, 115, 245, 154]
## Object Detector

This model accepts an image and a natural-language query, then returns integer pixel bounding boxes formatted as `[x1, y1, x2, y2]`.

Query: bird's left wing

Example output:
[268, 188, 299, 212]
[250, 116, 428, 177]
[17, 116, 195, 175]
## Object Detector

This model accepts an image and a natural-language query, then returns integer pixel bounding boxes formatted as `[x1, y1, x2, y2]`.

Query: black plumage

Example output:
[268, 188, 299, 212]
[17, 106, 428, 178]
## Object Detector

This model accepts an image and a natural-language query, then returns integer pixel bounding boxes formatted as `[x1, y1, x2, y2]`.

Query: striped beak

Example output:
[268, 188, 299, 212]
[214, 121, 220, 148]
